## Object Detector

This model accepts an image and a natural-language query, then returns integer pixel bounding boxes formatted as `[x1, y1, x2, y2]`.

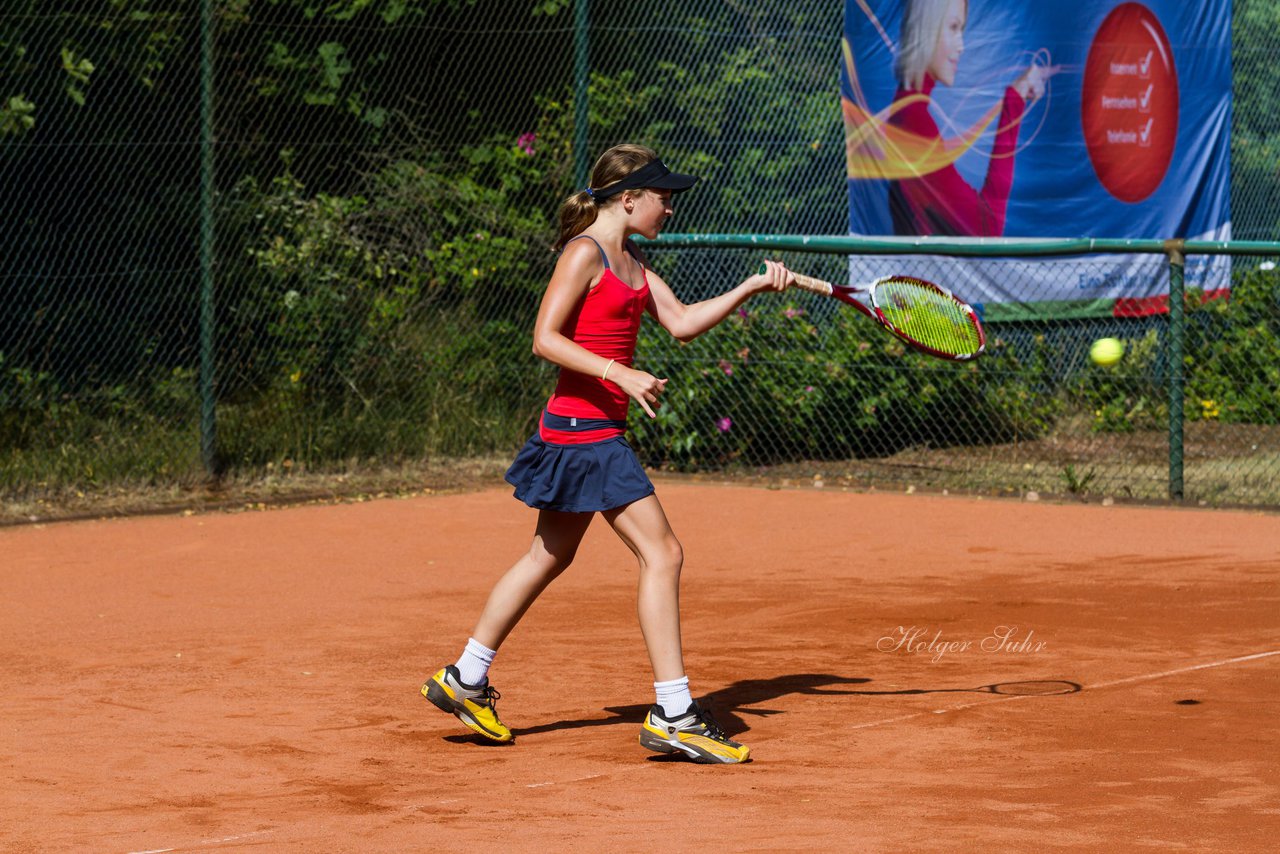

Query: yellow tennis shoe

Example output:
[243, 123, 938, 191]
[639, 702, 750, 764]
[422, 665, 513, 743]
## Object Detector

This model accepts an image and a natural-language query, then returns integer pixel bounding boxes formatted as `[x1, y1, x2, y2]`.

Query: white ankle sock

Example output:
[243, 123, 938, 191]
[454, 637, 497, 687]
[654, 676, 692, 718]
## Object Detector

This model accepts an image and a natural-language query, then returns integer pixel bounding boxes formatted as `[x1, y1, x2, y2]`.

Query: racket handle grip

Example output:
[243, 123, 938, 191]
[757, 262, 833, 297]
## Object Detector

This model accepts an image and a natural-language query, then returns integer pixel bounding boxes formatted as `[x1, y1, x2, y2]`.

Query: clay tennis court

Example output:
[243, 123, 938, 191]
[3, 482, 1278, 852]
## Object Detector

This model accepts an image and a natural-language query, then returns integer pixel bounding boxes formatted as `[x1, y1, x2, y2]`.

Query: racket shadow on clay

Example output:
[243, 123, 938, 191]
[859, 680, 1083, 697]
[707, 676, 1082, 737]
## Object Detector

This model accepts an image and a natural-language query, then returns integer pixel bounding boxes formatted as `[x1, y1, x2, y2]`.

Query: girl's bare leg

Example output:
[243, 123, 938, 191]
[470, 509, 594, 650]
[602, 494, 685, 682]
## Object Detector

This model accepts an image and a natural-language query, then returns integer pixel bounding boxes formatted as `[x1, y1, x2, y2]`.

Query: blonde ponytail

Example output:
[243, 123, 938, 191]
[554, 191, 599, 251]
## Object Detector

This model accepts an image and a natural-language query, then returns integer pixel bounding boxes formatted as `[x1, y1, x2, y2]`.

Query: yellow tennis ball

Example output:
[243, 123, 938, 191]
[1089, 337, 1124, 367]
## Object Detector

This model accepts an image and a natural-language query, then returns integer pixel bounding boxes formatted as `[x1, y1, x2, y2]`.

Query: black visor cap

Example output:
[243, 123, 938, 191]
[591, 159, 699, 200]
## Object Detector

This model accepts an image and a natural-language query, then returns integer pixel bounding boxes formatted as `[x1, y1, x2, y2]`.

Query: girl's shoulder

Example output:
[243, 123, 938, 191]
[561, 233, 609, 268]
[552, 234, 609, 291]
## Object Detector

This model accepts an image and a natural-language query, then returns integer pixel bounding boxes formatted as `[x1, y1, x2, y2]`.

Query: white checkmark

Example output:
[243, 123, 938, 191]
[1139, 83, 1153, 111]
[1138, 49, 1153, 77]
[1139, 118, 1153, 146]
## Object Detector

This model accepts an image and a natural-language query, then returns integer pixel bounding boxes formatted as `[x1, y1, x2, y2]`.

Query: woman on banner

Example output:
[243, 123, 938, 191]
[888, 0, 1058, 236]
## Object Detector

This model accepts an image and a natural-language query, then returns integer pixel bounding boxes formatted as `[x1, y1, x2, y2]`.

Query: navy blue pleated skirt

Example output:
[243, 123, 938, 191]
[504, 432, 655, 513]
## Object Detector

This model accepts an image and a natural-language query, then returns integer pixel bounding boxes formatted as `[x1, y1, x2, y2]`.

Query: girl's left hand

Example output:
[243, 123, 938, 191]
[611, 365, 667, 419]
[751, 260, 793, 294]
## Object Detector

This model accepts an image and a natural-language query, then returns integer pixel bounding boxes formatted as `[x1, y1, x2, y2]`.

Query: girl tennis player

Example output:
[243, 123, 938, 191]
[422, 143, 791, 764]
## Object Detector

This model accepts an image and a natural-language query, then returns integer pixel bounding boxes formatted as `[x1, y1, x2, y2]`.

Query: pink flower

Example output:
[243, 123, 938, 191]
[517, 132, 537, 155]
[716, 416, 732, 433]
[718, 359, 733, 377]
[805, 386, 814, 393]
[784, 307, 804, 319]
[736, 308, 749, 319]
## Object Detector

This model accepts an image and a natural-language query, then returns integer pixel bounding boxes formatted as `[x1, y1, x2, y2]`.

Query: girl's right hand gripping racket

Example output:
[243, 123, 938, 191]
[762, 264, 986, 361]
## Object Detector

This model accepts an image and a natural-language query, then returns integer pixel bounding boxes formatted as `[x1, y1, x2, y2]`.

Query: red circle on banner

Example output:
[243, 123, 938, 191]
[1081, 3, 1178, 203]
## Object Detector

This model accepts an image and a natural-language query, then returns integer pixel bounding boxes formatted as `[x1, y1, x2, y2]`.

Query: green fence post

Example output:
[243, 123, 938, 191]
[1165, 240, 1185, 501]
[199, 0, 218, 477]
[573, 0, 589, 189]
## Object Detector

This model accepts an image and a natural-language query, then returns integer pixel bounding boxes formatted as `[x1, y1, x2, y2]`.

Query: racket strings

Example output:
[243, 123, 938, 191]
[874, 279, 983, 357]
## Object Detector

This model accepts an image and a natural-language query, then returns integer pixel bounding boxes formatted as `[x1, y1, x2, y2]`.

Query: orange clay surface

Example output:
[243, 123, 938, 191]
[2, 482, 1279, 852]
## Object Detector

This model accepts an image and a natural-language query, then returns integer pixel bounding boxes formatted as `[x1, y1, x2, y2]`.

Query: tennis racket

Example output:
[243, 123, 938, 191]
[762, 263, 986, 360]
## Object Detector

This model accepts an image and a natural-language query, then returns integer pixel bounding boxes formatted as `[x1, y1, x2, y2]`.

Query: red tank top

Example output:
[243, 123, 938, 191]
[543, 238, 650, 438]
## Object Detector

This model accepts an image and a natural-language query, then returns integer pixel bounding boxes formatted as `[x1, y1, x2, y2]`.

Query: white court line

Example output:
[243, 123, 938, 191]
[525, 763, 653, 789]
[528, 773, 604, 788]
[851, 649, 1280, 731]
[1085, 649, 1280, 690]
[127, 830, 273, 854]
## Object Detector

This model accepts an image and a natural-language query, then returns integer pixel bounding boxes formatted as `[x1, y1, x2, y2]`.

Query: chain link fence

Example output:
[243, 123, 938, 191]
[2, 0, 1279, 516]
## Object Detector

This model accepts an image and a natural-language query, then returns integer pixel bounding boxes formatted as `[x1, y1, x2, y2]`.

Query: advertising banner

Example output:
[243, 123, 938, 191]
[842, 0, 1231, 318]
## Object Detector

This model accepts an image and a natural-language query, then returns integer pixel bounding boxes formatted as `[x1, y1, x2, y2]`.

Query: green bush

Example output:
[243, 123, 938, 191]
[0, 356, 202, 492]
[209, 116, 574, 467]
[1069, 329, 1166, 434]
[1056, 265, 1280, 435]
[629, 299, 1058, 470]
[1185, 266, 1280, 423]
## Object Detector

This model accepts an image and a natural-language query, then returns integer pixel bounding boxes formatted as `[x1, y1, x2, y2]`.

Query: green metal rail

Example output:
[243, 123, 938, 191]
[640, 233, 1280, 502]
